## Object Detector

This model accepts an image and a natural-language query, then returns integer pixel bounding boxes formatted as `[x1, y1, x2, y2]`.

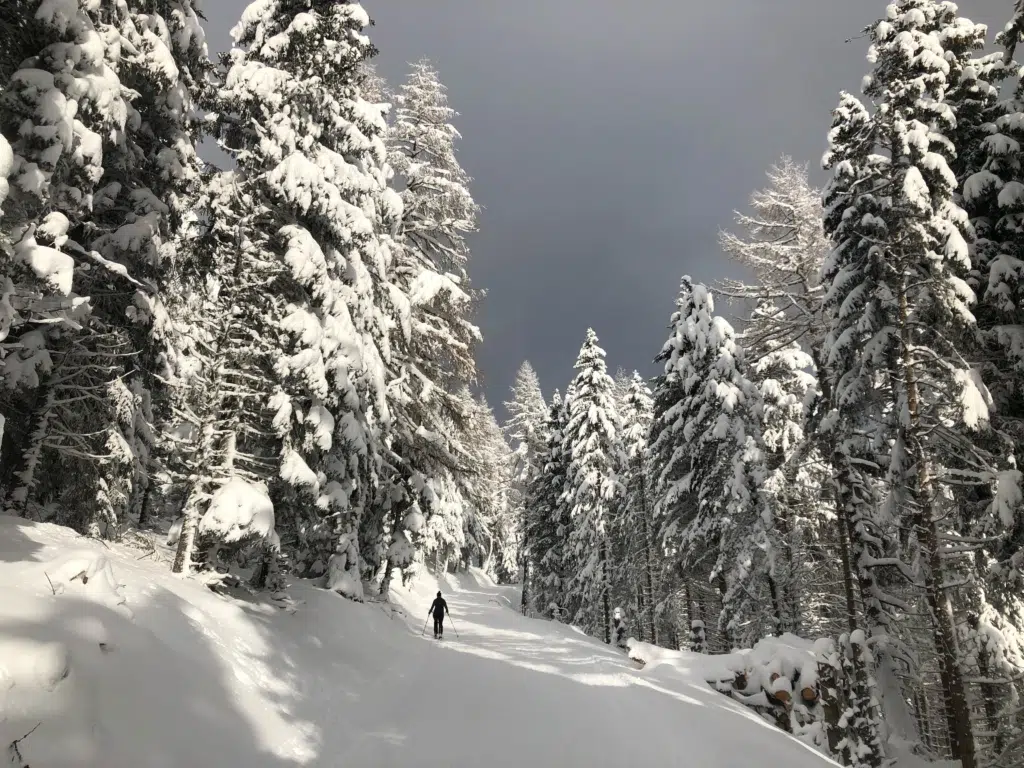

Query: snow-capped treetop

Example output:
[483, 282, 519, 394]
[998, 0, 1024, 64]
[564, 329, 623, 475]
[222, 1, 394, 245]
[619, 371, 653, 465]
[720, 158, 829, 363]
[390, 58, 479, 280]
[962, 6, 1024, 377]
[721, 157, 826, 298]
[504, 361, 548, 486]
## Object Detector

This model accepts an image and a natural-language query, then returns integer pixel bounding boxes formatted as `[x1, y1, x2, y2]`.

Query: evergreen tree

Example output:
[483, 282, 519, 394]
[0, 1, 131, 509]
[504, 360, 547, 610]
[161, 170, 284, 574]
[459, 394, 516, 579]
[822, 4, 999, 764]
[389, 59, 478, 281]
[561, 329, 622, 642]
[650, 278, 764, 650]
[617, 371, 658, 643]
[377, 58, 482, 597]
[951, 11, 1024, 762]
[205, 1, 402, 592]
[0, 0, 211, 539]
[525, 390, 570, 618]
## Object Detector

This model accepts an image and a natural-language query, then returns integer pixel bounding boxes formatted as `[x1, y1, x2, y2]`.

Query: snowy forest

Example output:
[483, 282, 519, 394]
[3, 1, 1024, 768]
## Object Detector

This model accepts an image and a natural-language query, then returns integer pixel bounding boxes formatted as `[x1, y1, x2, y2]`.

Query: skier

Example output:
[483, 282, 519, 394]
[428, 591, 450, 639]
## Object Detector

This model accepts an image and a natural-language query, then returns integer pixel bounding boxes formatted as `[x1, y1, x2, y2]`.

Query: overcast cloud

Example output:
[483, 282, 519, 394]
[203, 0, 1010, 413]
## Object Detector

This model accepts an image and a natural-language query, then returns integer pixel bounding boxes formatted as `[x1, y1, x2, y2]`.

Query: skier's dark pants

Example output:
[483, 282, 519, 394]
[433, 616, 444, 636]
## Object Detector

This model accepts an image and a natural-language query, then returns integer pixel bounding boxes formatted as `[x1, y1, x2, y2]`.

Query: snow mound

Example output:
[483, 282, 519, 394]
[43, 549, 134, 620]
[629, 633, 818, 688]
[198, 477, 275, 545]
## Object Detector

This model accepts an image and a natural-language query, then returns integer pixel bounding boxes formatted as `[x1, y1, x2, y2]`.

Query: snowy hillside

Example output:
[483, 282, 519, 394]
[0, 516, 837, 768]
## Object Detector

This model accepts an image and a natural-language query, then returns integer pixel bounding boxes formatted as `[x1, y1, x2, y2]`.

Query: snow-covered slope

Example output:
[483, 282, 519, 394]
[0, 517, 837, 767]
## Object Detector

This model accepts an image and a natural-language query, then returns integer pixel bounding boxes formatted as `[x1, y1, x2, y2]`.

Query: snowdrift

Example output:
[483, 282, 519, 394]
[0, 516, 838, 767]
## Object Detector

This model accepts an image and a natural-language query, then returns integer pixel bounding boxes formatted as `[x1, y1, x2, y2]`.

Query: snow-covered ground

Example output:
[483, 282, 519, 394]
[0, 516, 837, 767]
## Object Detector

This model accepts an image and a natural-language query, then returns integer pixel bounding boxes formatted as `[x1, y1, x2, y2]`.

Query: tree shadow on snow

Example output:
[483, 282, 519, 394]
[0, 586, 315, 767]
[0, 515, 45, 562]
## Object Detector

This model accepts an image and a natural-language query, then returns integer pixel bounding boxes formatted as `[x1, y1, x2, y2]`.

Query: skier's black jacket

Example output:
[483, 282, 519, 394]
[429, 597, 448, 619]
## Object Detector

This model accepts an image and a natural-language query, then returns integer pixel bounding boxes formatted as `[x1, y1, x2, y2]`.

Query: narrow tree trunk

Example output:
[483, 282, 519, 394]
[635, 589, 644, 642]
[521, 526, 530, 615]
[378, 499, 409, 598]
[766, 572, 784, 638]
[913, 453, 975, 767]
[775, 472, 801, 634]
[717, 571, 733, 652]
[136, 483, 155, 527]
[917, 686, 934, 752]
[601, 537, 611, 644]
[832, 451, 860, 635]
[638, 470, 658, 645]
[818, 642, 845, 759]
[172, 491, 201, 574]
[172, 424, 226, 574]
[7, 379, 55, 515]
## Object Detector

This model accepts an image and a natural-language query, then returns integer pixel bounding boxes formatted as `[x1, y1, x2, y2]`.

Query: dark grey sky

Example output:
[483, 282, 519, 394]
[203, 0, 1009, 414]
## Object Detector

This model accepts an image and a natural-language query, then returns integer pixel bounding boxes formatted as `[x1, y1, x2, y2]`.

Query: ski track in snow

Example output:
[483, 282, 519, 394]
[0, 517, 837, 767]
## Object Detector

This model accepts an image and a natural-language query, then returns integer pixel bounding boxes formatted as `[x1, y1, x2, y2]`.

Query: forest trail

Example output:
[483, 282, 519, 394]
[0, 516, 835, 768]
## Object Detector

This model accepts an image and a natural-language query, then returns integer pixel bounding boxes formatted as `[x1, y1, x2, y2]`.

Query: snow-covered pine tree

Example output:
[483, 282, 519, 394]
[819, 90, 891, 768]
[161, 171, 285, 575]
[718, 159, 837, 637]
[503, 361, 547, 611]
[376, 58, 482, 597]
[650, 278, 766, 650]
[525, 390, 570, 619]
[0, 0, 132, 509]
[78, 0, 212, 536]
[389, 59, 478, 281]
[740, 304, 818, 639]
[1, 0, 212, 538]
[951, 11, 1024, 762]
[822, 4, 1000, 764]
[459, 393, 517, 579]
[617, 371, 658, 643]
[418, 468, 464, 578]
[561, 329, 622, 643]
[204, 1, 401, 591]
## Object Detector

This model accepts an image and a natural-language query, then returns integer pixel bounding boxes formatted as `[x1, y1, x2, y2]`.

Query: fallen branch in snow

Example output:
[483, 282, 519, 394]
[7, 722, 41, 766]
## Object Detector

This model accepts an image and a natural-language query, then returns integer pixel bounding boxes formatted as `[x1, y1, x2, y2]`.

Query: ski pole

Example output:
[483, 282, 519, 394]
[421, 617, 429, 636]
[448, 615, 460, 639]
